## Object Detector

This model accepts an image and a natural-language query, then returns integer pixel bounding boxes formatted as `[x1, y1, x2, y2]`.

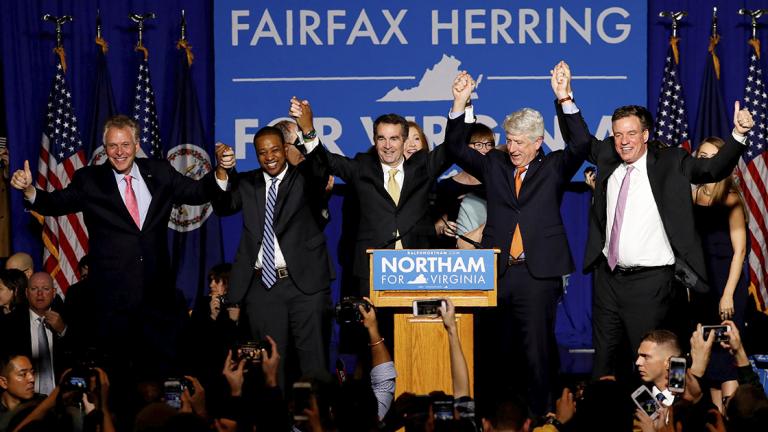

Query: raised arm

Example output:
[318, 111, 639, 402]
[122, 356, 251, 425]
[684, 101, 751, 184]
[445, 72, 486, 180]
[439, 299, 469, 398]
[290, 97, 359, 182]
[12, 160, 85, 215]
[551, 61, 590, 179]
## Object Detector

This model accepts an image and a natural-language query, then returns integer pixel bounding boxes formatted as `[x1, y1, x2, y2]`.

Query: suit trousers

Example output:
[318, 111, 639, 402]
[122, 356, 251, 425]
[476, 263, 561, 417]
[592, 261, 675, 380]
[245, 275, 330, 388]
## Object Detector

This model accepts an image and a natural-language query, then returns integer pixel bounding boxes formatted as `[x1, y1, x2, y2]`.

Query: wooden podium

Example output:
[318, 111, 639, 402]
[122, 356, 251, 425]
[368, 249, 498, 397]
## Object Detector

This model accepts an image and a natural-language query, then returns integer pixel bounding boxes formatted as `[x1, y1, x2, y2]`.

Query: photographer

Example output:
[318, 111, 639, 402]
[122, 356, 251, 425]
[689, 321, 768, 431]
[186, 263, 242, 393]
[10, 366, 115, 432]
[220, 335, 289, 431]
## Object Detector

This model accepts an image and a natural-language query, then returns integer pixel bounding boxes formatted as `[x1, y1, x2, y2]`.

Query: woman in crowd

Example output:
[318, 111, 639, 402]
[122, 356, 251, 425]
[0, 268, 26, 316]
[691, 136, 749, 412]
[432, 123, 493, 248]
[405, 121, 428, 159]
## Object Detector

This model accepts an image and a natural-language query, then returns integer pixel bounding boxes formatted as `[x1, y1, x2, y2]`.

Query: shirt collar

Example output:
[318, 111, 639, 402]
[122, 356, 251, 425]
[113, 163, 141, 184]
[651, 385, 674, 406]
[624, 147, 648, 174]
[381, 157, 404, 174]
[28, 308, 45, 322]
[262, 164, 289, 183]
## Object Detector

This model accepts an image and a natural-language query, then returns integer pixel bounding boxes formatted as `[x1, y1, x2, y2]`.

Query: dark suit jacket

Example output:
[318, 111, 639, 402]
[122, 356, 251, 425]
[559, 108, 746, 292]
[211, 163, 333, 303]
[307, 142, 452, 280]
[0, 307, 69, 378]
[445, 114, 589, 278]
[28, 159, 221, 311]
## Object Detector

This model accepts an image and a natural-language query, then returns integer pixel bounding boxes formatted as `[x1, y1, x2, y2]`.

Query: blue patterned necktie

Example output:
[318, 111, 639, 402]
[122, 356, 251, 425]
[262, 177, 278, 289]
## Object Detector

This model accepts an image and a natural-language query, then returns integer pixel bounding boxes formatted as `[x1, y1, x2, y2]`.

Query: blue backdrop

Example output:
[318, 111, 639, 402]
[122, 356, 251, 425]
[2, 0, 767, 352]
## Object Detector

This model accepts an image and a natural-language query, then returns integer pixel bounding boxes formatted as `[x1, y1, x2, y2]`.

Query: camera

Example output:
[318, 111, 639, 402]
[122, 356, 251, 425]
[233, 340, 272, 364]
[334, 297, 371, 324]
[702, 325, 730, 343]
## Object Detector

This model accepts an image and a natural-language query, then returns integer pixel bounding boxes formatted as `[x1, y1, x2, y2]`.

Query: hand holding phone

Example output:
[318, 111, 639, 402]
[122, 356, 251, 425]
[412, 299, 446, 316]
[293, 382, 313, 421]
[631, 386, 660, 420]
[667, 356, 686, 394]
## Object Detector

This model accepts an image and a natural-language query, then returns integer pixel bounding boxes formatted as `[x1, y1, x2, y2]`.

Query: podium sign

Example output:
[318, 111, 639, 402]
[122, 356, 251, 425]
[372, 249, 495, 291]
[368, 249, 498, 307]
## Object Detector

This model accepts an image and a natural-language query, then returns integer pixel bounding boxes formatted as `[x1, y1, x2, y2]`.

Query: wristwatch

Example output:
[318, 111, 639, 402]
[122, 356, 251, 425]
[303, 129, 317, 140]
[544, 417, 563, 430]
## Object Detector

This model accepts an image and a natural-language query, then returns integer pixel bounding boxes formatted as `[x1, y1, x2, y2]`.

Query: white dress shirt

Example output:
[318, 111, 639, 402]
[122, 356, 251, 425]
[29, 310, 55, 394]
[382, 159, 404, 193]
[113, 164, 152, 229]
[652, 385, 675, 407]
[603, 151, 675, 267]
[254, 164, 289, 269]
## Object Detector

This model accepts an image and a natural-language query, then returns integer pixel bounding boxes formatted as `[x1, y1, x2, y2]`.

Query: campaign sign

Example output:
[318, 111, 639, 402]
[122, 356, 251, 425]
[214, 1, 647, 180]
[372, 249, 495, 291]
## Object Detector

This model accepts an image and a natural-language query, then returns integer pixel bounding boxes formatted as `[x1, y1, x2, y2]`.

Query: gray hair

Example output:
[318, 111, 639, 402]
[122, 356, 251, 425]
[274, 120, 298, 144]
[503, 108, 544, 143]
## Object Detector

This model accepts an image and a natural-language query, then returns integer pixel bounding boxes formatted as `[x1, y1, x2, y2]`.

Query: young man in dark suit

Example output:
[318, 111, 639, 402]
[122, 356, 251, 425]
[556, 64, 753, 381]
[9, 115, 235, 373]
[444, 65, 589, 416]
[212, 126, 333, 387]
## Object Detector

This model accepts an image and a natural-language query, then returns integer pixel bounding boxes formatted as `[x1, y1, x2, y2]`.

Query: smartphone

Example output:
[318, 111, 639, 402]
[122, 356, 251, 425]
[702, 325, 730, 343]
[631, 386, 660, 420]
[413, 299, 446, 316]
[668, 356, 686, 394]
[293, 382, 313, 421]
[432, 396, 454, 421]
[164, 379, 183, 410]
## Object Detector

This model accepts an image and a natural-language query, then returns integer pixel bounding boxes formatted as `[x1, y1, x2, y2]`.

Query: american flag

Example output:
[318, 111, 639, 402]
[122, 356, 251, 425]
[132, 58, 162, 158]
[654, 39, 691, 151]
[737, 41, 768, 314]
[37, 56, 88, 294]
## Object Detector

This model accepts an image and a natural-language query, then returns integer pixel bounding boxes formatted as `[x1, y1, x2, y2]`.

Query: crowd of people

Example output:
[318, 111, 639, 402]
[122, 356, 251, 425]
[0, 61, 765, 431]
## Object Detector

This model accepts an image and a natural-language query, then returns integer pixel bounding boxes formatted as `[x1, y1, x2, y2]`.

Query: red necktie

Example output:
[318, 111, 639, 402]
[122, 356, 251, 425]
[124, 175, 141, 228]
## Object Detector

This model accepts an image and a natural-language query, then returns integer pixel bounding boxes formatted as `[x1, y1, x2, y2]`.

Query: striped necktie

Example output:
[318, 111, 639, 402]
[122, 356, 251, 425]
[262, 177, 278, 289]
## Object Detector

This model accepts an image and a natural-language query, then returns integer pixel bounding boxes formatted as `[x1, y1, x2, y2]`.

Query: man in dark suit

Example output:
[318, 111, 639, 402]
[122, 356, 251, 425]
[294, 98, 452, 296]
[212, 125, 332, 386]
[0, 272, 68, 395]
[556, 67, 753, 381]
[445, 66, 589, 415]
[9, 114, 234, 373]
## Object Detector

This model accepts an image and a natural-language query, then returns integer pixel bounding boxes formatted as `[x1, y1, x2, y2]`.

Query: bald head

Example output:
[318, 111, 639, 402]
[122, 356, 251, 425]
[5, 253, 33, 279]
[27, 272, 54, 315]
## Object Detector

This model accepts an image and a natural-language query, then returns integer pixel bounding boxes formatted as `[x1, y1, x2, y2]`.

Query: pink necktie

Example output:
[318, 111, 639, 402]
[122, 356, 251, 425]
[607, 166, 633, 270]
[124, 175, 141, 228]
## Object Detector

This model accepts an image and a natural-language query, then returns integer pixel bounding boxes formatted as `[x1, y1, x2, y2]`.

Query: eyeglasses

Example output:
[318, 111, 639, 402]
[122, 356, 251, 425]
[469, 141, 494, 150]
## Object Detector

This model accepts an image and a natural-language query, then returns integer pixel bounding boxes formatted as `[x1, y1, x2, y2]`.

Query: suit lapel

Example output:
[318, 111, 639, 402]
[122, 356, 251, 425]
[273, 166, 297, 232]
[137, 160, 158, 231]
[645, 147, 664, 212]
[254, 172, 267, 241]
[100, 163, 140, 231]
[517, 151, 544, 201]
[371, 157, 396, 207]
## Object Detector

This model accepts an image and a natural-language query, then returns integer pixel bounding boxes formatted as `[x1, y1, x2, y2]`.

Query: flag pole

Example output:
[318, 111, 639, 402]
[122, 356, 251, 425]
[659, 11, 687, 64]
[129, 12, 156, 60]
[177, 10, 194, 66]
[739, 9, 768, 59]
[42, 14, 73, 71]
